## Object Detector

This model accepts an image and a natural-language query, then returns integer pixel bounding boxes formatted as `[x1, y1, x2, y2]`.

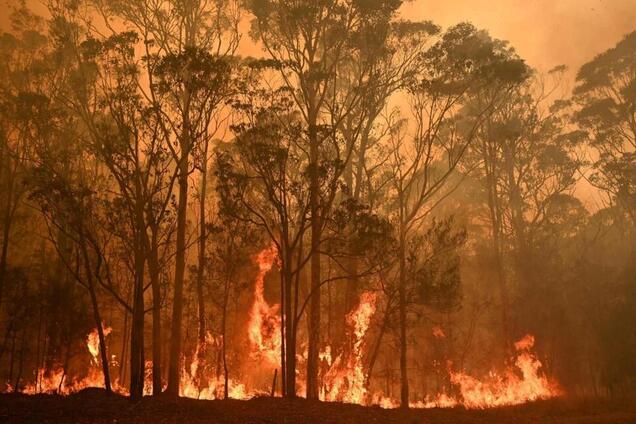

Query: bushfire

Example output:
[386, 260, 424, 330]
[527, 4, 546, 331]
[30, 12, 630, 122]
[5, 247, 561, 409]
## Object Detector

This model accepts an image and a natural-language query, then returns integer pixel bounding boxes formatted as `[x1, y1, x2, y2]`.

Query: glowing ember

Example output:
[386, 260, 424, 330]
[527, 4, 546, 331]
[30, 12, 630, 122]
[247, 244, 281, 367]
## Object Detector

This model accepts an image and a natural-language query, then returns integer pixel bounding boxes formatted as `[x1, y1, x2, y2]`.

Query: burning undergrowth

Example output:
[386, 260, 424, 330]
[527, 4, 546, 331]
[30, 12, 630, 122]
[4, 247, 561, 409]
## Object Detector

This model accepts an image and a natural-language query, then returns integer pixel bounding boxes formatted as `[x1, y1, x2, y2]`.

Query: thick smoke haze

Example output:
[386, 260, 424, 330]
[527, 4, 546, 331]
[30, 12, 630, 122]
[3, 0, 636, 73]
[1, 0, 635, 421]
[403, 0, 636, 72]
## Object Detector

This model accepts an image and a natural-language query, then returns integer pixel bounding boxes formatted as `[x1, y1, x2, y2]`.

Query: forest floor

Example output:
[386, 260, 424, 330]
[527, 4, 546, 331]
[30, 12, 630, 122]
[1, 389, 635, 423]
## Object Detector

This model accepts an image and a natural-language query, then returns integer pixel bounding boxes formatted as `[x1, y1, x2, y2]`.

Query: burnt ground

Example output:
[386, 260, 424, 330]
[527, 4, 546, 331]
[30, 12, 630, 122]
[0, 389, 635, 424]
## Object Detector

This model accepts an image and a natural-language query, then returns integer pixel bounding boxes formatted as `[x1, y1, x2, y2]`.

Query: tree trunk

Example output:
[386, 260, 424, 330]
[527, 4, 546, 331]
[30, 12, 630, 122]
[148, 236, 162, 395]
[14, 328, 26, 392]
[343, 148, 358, 354]
[0, 317, 14, 364]
[130, 194, 148, 400]
[343, 253, 358, 356]
[279, 260, 286, 396]
[0, 169, 15, 308]
[167, 149, 189, 397]
[398, 224, 409, 408]
[120, 296, 129, 385]
[221, 290, 229, 399]
[195, 147, 209, 389]
[306, 120, 321, 400]
[8, 328, 16, 385]
[483, 154, 511, 352]
[129, 236, 146, 401]
[79, 233, 112, 394]
[283, 250, 296, 397]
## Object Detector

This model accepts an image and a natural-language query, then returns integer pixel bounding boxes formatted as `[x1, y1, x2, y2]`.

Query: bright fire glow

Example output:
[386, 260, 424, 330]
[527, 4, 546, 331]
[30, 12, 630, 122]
[4, 248, 561, 409]
[14, 325, 126, 396]
[178, 333, 250, 400]
[445, 334, 561, 408]
[246, 244, 281, 367]
[321, 291, 377, 404]
[87, 324, 112, 365]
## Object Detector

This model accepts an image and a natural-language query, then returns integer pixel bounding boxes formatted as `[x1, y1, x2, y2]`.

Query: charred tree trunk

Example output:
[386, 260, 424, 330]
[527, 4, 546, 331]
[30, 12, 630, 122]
[129, 236, 146, 401]
[279, 262, 286, 396]
[342, 252, 358, 360]
[195, 145, 209, 389]
[167, 143, 190, 397]
[8, 328, 15, 385]
[0, 165, 16, 308]
[120, 291, 130, 385]
[14, 328, 26, 392]
[0, 210, 11, 309]
[148, 236, 162, 395]
[166, 9, 199, 397]
[398, 221, 409, 408]
[79, 232, 112, 394]
[306, 119, 321, 400]
[283, 248, 296, 397]
[0, 316, 14, 364]
[483, 149, 511, 352]
[343, 147, 358, 354]
[128, 180, 149, 401]
[221, 280, 229, 399]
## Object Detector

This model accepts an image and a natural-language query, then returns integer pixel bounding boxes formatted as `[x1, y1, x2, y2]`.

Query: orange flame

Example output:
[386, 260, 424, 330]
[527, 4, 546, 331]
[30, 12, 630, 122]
[445, 334, 561, 408]
[179, 335, 250, 400]
[432, 326, 446, 339]
[87, 324, 112, 365]
[321, 291, 377, 405]
[398, 334, 560, 409]
[15, 324, 127, 395]
[180, 372, 249, 400]
[247, 244, 281, 367]
[5, 288, 561, 409]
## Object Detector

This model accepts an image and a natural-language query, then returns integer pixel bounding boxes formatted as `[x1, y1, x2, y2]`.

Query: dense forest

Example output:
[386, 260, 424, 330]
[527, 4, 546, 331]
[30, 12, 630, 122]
[0, 0, 635, 412]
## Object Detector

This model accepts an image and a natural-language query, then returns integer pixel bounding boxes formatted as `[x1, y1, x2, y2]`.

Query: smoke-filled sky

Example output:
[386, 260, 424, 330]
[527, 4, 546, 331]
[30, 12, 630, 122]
[2, 0, 635, 74]
[401, 0, 636, 209]
[2, 0, 634, 208]
[402, 0, 636, 74]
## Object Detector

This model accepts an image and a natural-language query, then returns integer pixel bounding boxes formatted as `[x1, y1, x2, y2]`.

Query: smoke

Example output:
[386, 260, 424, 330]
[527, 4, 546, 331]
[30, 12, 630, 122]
[400, 0, 636, 73]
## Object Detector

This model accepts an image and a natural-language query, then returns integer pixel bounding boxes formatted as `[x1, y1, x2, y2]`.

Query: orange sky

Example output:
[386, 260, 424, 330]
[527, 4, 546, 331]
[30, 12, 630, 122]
[2, 0, 634, 73]
[400, 0, 636, 74]
[394, 0, 635, 210]
[2, 0, 633, 209]
[235, 0, 636, 76]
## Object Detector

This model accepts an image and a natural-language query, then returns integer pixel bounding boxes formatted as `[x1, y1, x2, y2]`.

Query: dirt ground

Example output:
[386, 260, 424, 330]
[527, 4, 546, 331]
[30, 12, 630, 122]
[1, 389, 635, 423]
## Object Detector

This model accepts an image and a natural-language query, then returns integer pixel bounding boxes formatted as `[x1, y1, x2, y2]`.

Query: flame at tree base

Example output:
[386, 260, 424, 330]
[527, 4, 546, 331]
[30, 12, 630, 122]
[4, 247, 561, 409]
[247, 244, 281, 368]
[5, 324, 561, 409]
[370, 334, 560, 409]
[320, 292, 377, 405]
[447, 335, 561, 409]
